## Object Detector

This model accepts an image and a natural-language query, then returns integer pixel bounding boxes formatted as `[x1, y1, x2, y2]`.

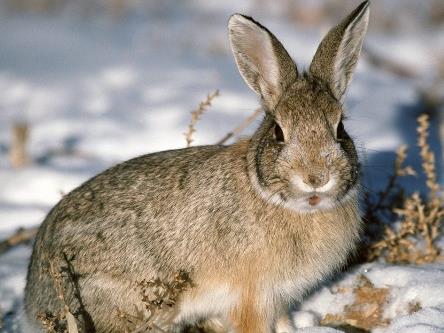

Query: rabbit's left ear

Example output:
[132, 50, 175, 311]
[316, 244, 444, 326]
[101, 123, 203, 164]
[229, 14, 298, 110]
[310, 1, 369, 102]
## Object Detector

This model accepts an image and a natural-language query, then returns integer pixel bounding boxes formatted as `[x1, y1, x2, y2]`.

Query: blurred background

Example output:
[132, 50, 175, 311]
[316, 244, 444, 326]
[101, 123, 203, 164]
[0, 0, 443, 331]
[0, 0, 442, 234]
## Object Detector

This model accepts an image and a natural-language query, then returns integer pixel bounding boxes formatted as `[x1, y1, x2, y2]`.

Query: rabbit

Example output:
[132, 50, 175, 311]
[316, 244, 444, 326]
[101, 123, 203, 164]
[24, 1, 370, 333]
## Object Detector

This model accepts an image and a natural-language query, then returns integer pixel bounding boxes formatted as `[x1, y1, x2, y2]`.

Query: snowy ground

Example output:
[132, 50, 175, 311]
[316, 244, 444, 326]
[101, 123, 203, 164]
[0, 1, 443, 332]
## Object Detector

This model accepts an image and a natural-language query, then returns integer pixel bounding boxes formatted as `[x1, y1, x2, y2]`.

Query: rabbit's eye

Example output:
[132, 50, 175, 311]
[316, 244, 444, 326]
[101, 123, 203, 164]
[336, 120, 345, 141]
[274, 122, 285, 143]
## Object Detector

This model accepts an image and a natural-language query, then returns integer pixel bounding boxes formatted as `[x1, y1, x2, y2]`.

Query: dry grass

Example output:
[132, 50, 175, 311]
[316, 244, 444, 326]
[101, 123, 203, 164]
[279, 0, 444, 32]
[407, 301, 422, 315]
[0, 227, 38, 255]
[37, 259, 79, 333]
[184, 90, 219, 147]
[216, 108, 262, 145]
[36, 312, 63, 333]
[322, 275, 390, 332]
[321, 275, 424, 332]
[366, 114, 444, 264]
[10, 122, 30, 168]
[37, 268, 193, 333]
[4, 0, 64, 13]
[116, 271, 193, 333]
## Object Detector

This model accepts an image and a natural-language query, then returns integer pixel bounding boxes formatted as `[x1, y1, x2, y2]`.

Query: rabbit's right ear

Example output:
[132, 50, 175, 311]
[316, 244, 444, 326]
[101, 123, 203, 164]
[228, 14, 298, 110]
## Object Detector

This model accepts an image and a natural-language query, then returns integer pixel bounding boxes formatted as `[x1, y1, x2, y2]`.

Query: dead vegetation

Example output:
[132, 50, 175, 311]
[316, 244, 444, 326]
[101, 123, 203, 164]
[322, 275, 390, 332]
[321, 274, 423, 333]
[365, 114, 444, 264]
[116, 271, 193, 333]
[184, 90, 220, 147]
[275, 0, 444, 32]
[10, 122, 30, 168]
[36, 258, 79, 333]
[36, 257, 193, 333]
[216, 108, 262, 145]
[0, 226, 38, 255]
[407, 300, 422, 315]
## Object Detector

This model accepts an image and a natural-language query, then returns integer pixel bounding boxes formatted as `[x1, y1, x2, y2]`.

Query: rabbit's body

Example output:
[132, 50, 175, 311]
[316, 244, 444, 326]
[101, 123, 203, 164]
[25, 2, 370, 332]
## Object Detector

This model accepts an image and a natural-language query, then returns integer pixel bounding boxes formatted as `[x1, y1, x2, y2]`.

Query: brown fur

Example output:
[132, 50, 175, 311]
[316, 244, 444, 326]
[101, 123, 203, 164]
[25, 2, 369, 333]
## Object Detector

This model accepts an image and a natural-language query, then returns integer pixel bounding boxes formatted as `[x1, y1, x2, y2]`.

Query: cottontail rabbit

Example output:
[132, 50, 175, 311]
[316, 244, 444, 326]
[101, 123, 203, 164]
[25, 2, 369, 332]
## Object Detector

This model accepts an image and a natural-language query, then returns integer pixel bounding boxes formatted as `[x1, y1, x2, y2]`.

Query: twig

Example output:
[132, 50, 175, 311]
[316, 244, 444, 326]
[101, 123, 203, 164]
[0, 226, 38, 255]
[10, 122, 30, 168]
[46, 259, 79, 333]
[363, 47, 419, 79]
[126, 271, 193, 333]
[185, 90, 220, 147]
[216, 108, 262, 145]
[417, 114, 440, 200]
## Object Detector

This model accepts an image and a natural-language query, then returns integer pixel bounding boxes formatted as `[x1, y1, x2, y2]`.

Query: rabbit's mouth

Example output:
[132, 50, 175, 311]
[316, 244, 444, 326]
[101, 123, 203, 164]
[298, 192, 334, 210]
[308, 195, 321, 206]
[285, 191, 351, 213]
[282, 181, 358, 212]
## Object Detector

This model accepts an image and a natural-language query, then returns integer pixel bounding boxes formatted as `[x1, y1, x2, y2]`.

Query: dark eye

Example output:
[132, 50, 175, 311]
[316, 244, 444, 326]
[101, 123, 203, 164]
[336, 120, 345, 141]
[274, 122, 285, 143]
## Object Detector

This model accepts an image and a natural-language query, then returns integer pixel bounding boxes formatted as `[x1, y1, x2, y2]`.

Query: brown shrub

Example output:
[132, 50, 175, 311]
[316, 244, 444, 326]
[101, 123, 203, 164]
[366, 114, 443, 264]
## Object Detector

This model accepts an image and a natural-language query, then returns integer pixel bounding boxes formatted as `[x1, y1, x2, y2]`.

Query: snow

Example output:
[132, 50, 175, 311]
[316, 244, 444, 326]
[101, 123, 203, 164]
[0, 1, 443, 332]
[298, 263, 444, 332]
[377, 305, 444, 333]
[293, 311, 320, 329]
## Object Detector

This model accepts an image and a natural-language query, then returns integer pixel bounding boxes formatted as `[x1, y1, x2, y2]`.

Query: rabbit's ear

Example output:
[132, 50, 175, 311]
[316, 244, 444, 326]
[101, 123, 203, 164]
[229, 14, 298, 109]
[309, 1, 369, 102]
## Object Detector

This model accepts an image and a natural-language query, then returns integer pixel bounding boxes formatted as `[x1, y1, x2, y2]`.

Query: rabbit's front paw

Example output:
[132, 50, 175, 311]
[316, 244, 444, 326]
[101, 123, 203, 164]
[275, 314, 297, 333]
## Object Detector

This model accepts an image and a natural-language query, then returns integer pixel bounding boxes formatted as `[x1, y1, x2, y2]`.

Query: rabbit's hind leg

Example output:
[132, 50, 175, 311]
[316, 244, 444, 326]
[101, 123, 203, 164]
[275, 313, 296, 333]
[74, 274, 159, 333]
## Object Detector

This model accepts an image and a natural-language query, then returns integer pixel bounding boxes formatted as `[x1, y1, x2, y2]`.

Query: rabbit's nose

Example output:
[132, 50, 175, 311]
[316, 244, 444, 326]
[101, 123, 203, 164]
[304, 173, 329, 189]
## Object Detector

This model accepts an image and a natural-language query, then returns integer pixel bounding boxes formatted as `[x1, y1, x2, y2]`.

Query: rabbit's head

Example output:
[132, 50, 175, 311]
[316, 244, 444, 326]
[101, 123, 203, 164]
[229, 1, 369, 212]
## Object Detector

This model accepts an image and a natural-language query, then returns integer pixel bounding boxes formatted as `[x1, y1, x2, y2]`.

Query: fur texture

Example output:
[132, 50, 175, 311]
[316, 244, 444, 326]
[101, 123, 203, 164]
[25, 2, 369, 333]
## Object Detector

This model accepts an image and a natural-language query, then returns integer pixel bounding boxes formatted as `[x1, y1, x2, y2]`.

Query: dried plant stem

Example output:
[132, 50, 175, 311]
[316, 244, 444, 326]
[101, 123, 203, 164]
[48, 260, 79, 333]
[121, 271, 193, 333]
[216, 108, 262, 145]
[185, 90, 219, 147]
[416, 114, 443, 259]
[363, 48, 418, 79]
[363, 144, 414, 229]
[417, 114, 439, 201]
[0, 226, 38, 255]
[368, 114, 443, 264]
[10, 122, 30, 168]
